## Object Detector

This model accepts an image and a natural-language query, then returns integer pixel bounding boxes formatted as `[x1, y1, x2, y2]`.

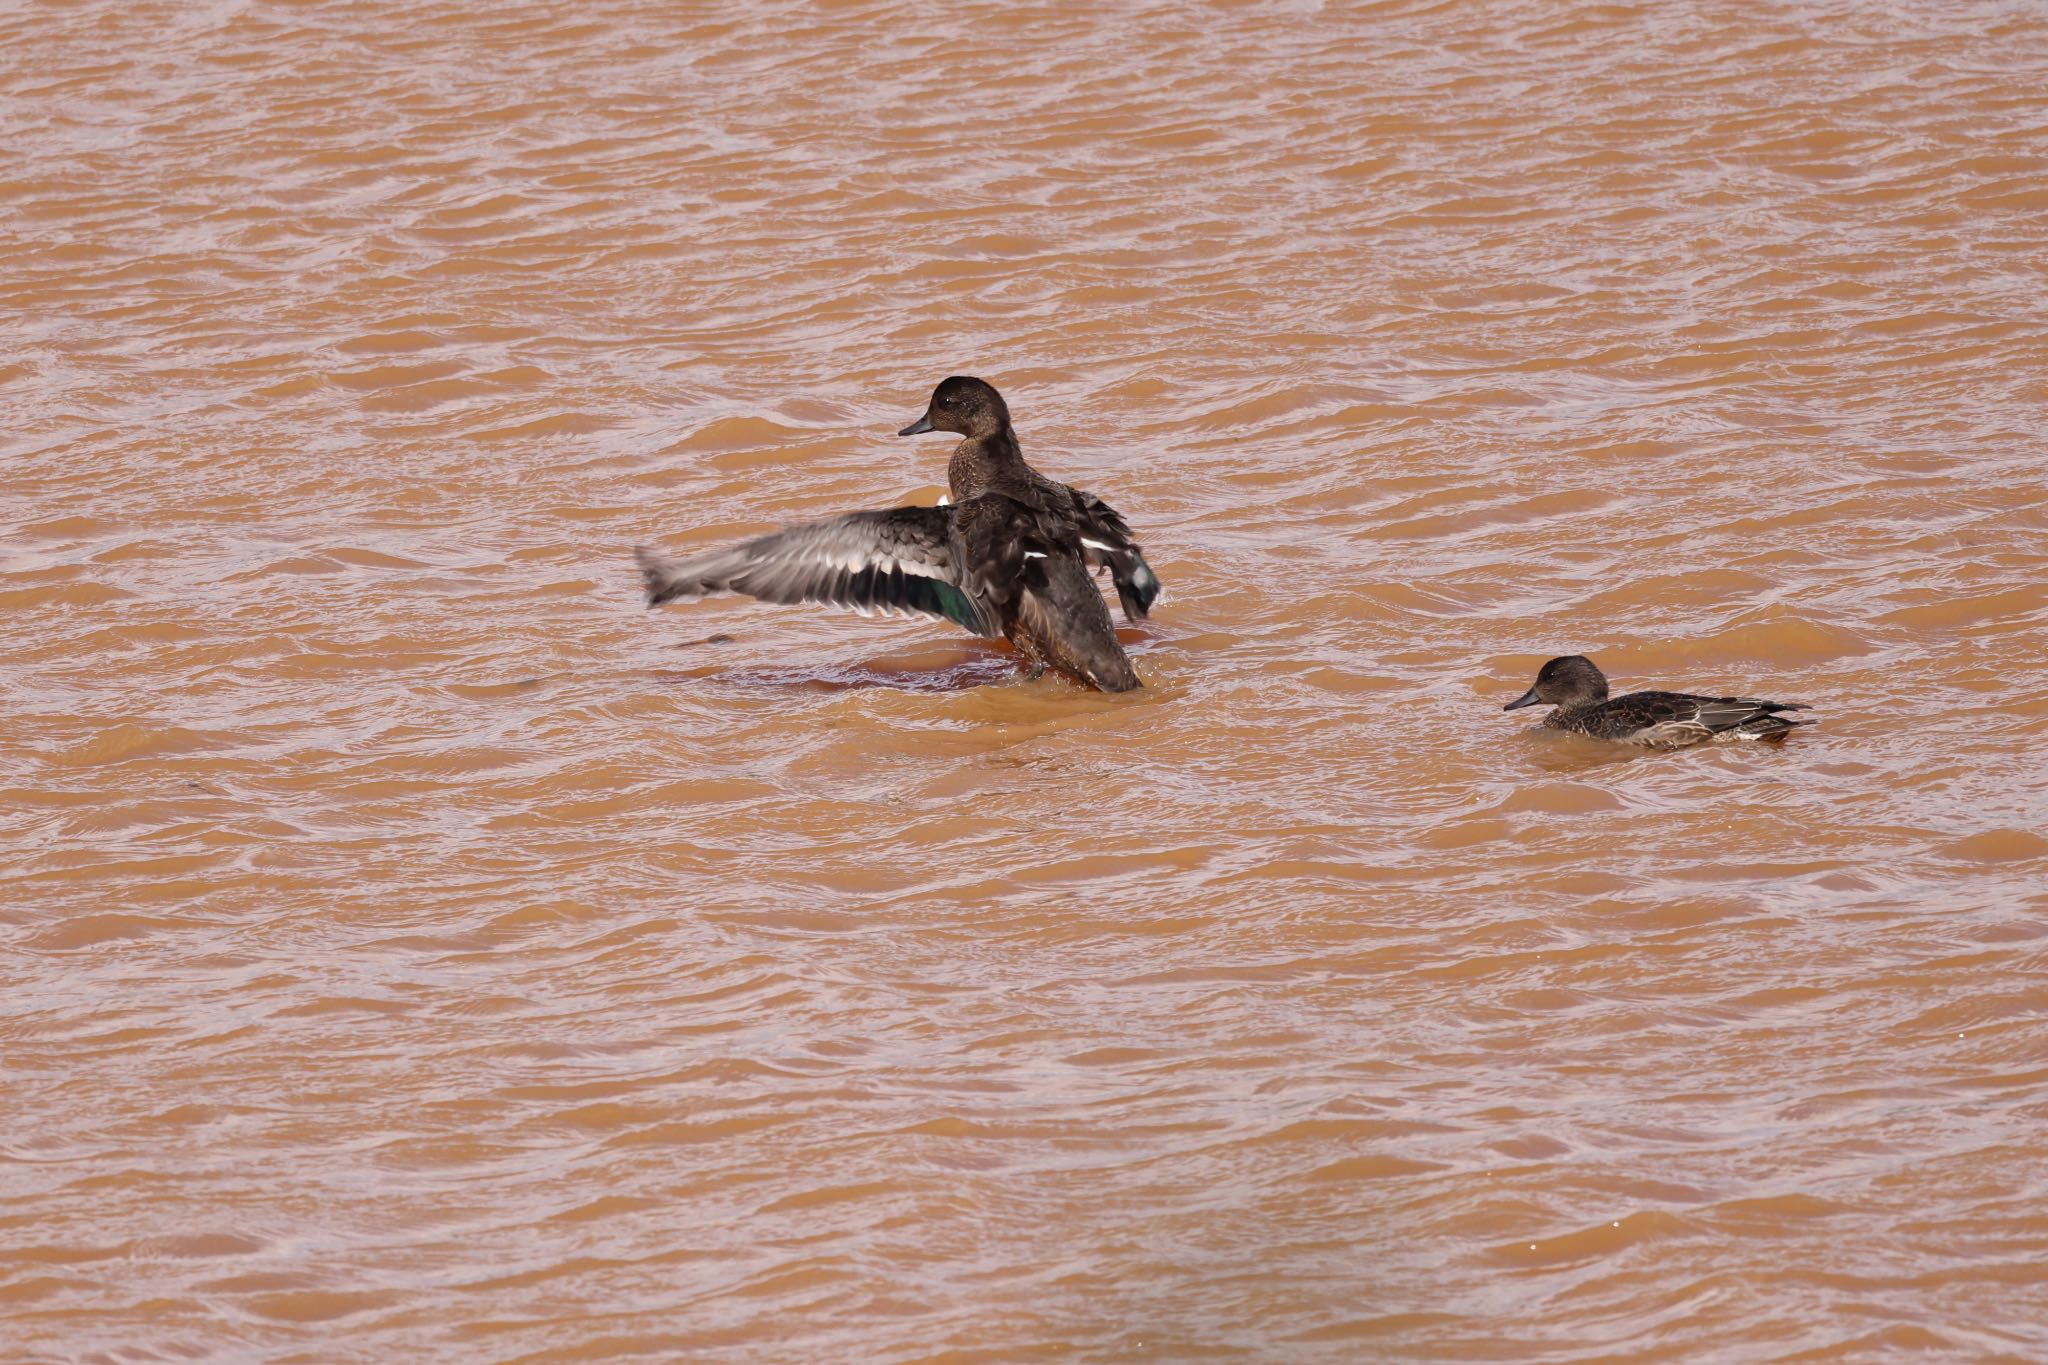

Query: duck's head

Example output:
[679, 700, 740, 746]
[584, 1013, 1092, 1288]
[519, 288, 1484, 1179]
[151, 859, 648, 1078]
[1504, 654, 1609, 711]
[898, 375, 1010, 440]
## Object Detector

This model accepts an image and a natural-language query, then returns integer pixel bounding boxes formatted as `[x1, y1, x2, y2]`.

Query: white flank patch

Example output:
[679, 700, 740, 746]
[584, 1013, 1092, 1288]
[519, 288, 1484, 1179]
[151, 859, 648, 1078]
[1080, 537, 1116, 552]
[1023, 551, 1047, 559]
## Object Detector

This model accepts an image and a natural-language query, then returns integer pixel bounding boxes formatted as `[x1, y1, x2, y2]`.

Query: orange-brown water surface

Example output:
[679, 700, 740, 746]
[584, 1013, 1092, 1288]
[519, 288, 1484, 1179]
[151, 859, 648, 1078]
[6, 1, 2048, 1359]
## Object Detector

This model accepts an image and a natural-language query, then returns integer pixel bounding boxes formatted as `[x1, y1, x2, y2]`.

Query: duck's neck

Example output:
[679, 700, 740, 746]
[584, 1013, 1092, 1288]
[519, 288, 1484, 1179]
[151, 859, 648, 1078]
[948, 426, 1028, 501]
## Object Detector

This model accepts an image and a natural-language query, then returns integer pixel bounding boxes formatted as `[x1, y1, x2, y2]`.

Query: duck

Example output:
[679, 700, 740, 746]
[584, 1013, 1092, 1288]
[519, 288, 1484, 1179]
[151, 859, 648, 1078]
[634, 376, 1161, 692]
[1502, 654, 1813, 747]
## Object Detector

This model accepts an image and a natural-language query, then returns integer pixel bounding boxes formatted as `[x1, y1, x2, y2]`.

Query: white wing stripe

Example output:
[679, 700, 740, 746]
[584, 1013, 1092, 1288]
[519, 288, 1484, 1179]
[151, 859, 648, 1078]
[786, 550, 951, 580]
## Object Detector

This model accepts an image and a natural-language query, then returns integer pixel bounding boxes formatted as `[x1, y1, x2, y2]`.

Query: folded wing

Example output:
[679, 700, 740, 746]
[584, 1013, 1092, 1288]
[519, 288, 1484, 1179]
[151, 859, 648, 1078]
[1629, 692, 1813, 745]
[634, 507, 999, 636]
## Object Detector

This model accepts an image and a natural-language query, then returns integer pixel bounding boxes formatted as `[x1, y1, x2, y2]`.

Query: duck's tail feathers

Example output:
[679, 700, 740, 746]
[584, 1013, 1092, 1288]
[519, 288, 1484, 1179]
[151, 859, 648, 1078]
[1743, 713, 1815, 741]
[1731, 697, 1815, 740]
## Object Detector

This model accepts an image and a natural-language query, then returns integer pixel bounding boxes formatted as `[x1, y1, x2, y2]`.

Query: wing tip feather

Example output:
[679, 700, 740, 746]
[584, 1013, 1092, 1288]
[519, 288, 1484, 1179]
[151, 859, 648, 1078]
[634, 545, 681, 607]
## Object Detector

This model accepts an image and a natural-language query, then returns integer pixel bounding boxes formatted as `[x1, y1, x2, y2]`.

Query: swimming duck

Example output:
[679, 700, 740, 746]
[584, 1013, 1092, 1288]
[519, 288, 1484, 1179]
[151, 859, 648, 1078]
[1502, 655, 1813, 747]
[635, 376, 1161, 692]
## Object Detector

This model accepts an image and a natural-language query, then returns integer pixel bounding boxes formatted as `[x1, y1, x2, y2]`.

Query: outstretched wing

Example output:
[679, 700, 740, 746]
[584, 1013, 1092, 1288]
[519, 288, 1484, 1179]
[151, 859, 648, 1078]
[1067, 487, 1161, 619]
[634, 507, 999, 636]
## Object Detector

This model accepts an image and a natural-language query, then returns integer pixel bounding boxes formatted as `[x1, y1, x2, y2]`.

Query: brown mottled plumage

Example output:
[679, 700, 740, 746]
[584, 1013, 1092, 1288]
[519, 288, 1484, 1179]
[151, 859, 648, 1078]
[634, 376, 1159, 693]
[1502, 655, 1813, 748]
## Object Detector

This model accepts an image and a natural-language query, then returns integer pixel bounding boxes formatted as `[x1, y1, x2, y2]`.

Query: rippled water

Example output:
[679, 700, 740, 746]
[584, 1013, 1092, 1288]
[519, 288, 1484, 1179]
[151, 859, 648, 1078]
[6, 1, 2048, 1358]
